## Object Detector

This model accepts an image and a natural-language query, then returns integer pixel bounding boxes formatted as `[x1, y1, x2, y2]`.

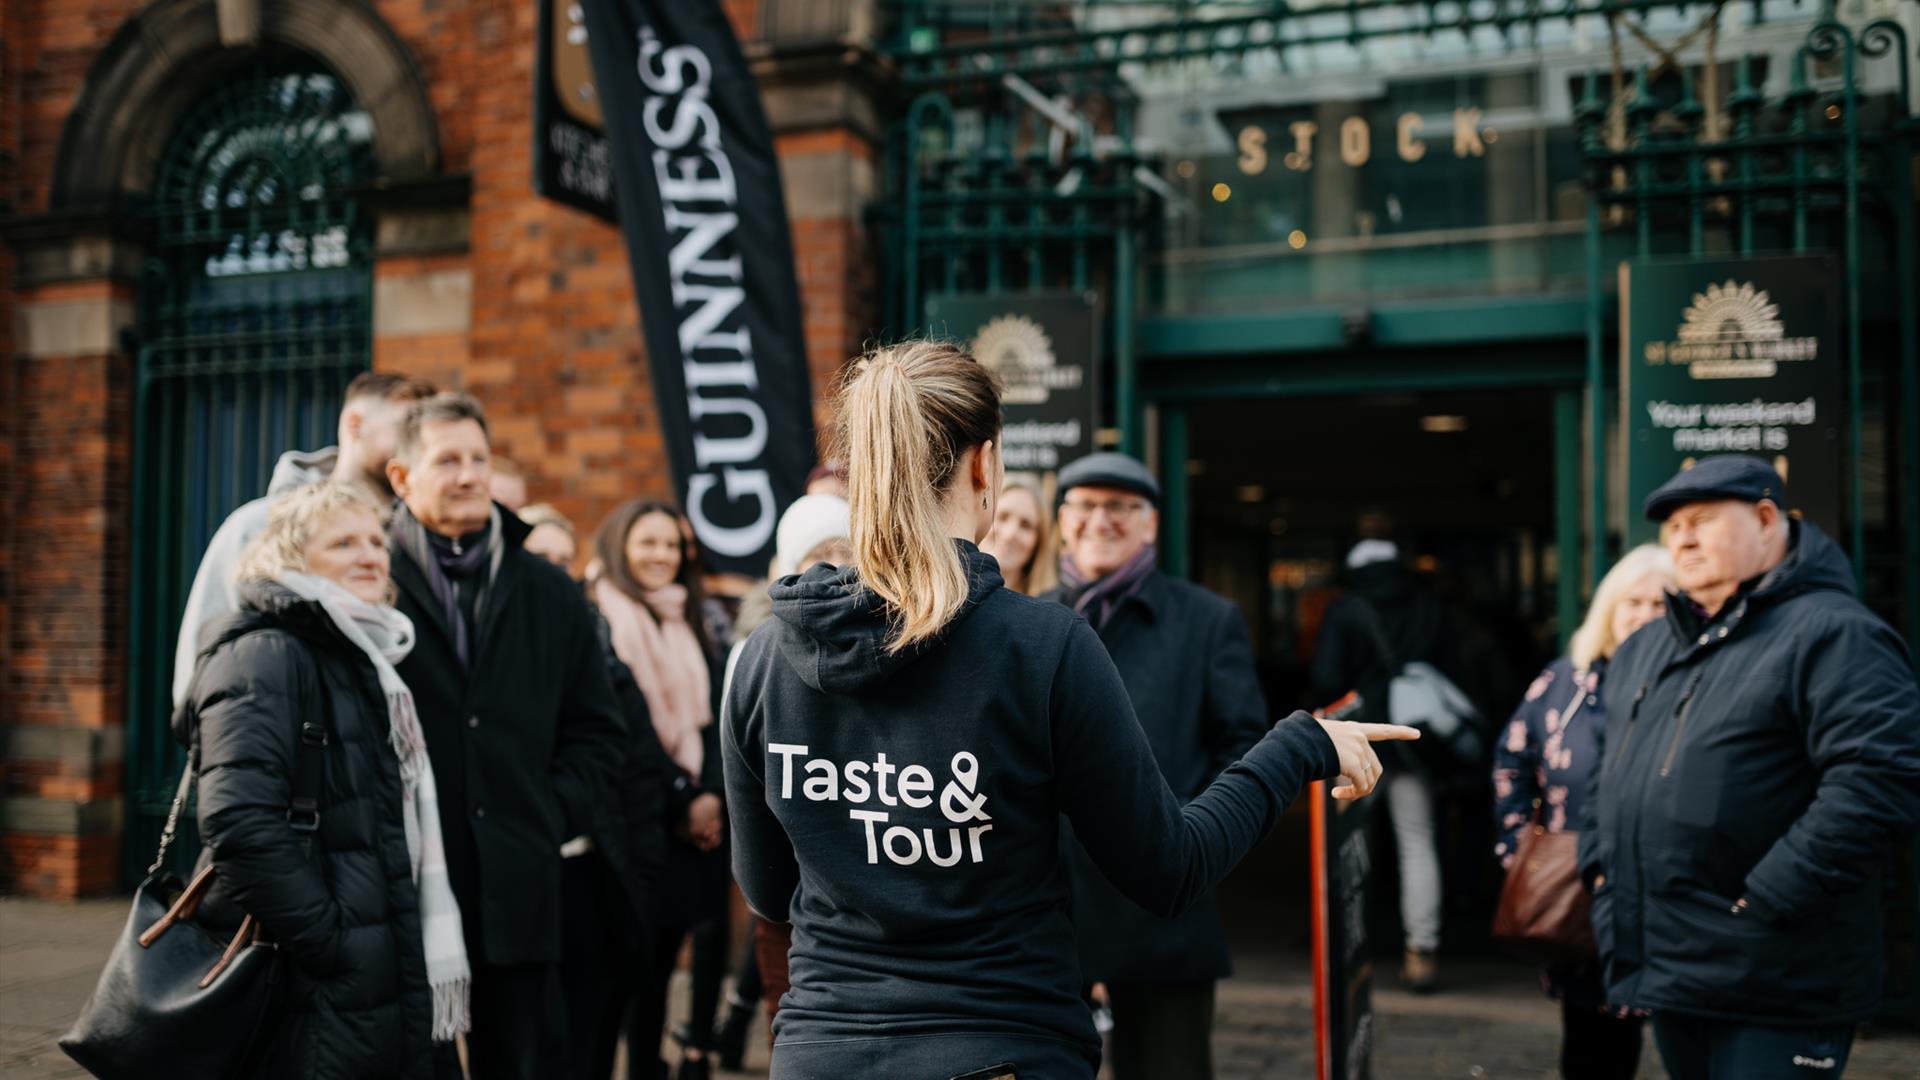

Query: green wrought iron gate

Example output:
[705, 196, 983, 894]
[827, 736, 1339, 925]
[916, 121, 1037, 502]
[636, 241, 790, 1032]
[880, 0, 1920, 1020]
[1573, 8, 1919, 621]
[885, 4, 1152, 453]
[882, 0, 1919, 630]
[124, 63, 375, 883]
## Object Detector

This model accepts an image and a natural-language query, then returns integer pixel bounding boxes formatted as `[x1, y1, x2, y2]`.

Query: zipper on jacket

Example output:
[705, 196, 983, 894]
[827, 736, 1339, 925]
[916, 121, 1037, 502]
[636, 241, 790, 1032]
[1658, 670, 1708, 777]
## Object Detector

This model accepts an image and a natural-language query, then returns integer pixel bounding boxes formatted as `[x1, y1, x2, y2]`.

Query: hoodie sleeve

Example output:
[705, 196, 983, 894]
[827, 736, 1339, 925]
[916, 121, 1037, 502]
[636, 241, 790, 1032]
[1053, 617, 1340, 918]
[723, 634, 801, 921]
[192, 632, 344, 977]
[171, 499, 268, 709]
[1740, 609, 1920, 922]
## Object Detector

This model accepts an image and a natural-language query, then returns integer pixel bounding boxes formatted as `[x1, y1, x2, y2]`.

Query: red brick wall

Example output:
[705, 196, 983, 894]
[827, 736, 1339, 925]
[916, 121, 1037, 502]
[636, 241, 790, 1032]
[2, 0, 878, 896]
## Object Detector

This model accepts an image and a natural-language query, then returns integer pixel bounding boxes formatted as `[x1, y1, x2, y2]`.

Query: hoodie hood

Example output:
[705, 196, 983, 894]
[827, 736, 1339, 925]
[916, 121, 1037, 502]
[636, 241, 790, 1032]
[768, 540, 1004, 694]
[268, 446, 340, 497]
[1347, 558, 1417, 605]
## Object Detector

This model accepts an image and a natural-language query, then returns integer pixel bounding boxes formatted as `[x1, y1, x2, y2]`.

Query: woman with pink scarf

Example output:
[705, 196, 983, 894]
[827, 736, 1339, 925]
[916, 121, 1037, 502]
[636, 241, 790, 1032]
[587, 497, 728, 1080]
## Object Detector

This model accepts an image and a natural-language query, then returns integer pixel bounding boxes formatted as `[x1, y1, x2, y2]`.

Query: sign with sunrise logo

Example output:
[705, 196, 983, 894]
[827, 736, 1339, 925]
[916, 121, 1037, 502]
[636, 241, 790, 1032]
[1622, 255, 1842, 544]
[925, 293, 1100, 473]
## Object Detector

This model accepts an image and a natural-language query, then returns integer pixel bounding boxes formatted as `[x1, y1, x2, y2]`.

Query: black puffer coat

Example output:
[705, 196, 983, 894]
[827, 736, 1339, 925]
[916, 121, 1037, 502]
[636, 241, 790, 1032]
[174, 581, 436, 1079]
[1579, 521, 1920, 1025]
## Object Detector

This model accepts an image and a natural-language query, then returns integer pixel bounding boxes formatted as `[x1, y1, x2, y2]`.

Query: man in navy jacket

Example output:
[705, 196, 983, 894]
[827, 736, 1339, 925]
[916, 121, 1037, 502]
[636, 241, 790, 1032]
[1043, 453, 1270, 1080]
[1579, 455, 1920, 1079]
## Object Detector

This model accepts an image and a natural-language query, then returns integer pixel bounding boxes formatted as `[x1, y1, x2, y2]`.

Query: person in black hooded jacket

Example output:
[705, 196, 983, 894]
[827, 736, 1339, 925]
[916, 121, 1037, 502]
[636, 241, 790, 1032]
[176, 481, 460, 1079]
[1310, 528, 1461, 991]
[722, 341, 1418, 1080]
[1579, 455, 1920, 1079]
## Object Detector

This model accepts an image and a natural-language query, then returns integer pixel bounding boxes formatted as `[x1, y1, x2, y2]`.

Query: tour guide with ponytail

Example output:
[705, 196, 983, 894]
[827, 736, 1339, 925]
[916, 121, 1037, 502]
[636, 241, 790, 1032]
[722, 341, 1418, 1079]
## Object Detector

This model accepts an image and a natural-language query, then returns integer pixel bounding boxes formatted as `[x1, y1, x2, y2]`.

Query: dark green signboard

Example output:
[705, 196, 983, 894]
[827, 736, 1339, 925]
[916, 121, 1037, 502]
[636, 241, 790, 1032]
[924, 293, 1100, 473]
[1621, 255, 1842, 544]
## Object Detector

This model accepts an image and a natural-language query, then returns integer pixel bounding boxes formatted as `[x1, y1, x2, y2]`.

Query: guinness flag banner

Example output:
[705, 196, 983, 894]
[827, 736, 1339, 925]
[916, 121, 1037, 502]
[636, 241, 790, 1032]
[579, 0, 814, 575]
[1621, 255, 1841, 544]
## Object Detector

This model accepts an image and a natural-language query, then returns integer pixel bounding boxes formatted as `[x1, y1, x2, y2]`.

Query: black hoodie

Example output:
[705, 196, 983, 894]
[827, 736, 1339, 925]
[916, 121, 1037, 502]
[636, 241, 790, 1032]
[722, 542, 1340, 1065]
[1578, 521, 1920, 1025]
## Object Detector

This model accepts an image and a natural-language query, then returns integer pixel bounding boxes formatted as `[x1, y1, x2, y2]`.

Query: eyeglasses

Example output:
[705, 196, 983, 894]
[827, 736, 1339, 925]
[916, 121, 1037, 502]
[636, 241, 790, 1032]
[1062, 497, 1148, 521]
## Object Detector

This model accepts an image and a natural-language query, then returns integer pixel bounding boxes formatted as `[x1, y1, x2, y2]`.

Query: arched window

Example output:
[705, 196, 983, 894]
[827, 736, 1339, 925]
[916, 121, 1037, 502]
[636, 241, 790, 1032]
[126, 61, 374, 880]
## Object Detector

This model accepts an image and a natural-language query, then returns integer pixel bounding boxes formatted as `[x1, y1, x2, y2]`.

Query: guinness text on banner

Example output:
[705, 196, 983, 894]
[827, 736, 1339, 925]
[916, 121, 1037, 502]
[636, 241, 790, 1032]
[579, 0, 814, 575]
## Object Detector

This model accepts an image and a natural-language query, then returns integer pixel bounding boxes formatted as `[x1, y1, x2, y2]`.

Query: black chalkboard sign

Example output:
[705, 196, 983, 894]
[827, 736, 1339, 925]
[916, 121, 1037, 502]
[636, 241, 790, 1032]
[534, 0, 618, 221]
[1313, 694, 1374, 1080]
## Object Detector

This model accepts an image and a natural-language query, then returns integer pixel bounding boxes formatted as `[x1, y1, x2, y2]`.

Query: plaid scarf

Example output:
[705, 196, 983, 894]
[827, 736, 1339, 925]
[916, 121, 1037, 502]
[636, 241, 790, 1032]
[1059, 544, 1159, 632]
[391, 505, 504, 665]
[273, 572, 471, 1041]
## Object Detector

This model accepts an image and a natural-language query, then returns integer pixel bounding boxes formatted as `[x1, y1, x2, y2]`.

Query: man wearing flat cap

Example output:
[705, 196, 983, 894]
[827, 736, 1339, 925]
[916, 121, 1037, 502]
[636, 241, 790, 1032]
[1579, 454, 1920, 1079]
[1040, 452, 1271, 1080]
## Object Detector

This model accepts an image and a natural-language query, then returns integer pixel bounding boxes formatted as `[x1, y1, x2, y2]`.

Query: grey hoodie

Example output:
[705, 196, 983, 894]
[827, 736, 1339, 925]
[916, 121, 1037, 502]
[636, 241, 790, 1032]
[169, 447, 339, 707]
[722, 542, 1340, 1074]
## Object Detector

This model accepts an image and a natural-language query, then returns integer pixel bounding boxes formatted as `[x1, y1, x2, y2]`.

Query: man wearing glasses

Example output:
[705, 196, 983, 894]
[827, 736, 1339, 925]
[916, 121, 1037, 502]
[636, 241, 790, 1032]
[1043, 453, 1272, 1080]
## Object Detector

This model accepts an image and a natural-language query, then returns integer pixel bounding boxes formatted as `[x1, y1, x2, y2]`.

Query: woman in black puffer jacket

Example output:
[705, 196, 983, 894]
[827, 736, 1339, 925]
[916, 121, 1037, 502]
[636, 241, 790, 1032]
[174, 481, 464, 1079]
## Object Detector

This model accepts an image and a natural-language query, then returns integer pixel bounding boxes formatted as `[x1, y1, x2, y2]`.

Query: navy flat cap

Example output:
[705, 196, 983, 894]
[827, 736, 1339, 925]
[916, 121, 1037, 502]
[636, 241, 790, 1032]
[1643, 454, 1788, 522]
[1056, 452, 1161, 506]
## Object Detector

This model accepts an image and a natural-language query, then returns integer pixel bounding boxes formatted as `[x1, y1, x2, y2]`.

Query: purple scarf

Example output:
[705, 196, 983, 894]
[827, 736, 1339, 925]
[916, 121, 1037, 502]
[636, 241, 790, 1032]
[1059, 545, 1159, 632]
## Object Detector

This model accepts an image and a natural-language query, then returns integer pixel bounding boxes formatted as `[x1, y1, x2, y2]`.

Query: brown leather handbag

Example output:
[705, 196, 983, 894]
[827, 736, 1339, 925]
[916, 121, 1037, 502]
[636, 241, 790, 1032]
[1492, 677, 1599, 955]
[1492, 813, 1595, 954]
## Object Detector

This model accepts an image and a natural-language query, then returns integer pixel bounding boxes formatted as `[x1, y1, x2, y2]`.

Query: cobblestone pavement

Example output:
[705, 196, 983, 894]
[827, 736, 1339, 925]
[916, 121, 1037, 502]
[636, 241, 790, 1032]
[6, 897, 1916, 1079]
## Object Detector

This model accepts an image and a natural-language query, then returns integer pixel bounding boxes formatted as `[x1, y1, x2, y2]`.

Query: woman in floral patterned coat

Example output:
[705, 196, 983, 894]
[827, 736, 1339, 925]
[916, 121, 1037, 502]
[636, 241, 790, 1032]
[1493, 543, 1673, 1080]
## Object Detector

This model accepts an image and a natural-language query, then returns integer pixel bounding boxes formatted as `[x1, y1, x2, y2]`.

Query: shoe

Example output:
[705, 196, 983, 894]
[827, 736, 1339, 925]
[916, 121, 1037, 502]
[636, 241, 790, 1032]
[714, 993, 755, 1070]
[676, 1055, 711, 1080]
[1402, 948, 1439, 993]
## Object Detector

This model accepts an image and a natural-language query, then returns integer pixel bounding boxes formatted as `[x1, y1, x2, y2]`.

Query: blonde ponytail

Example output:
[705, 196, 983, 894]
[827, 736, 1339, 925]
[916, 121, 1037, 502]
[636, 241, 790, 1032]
[835, 341, 1002, 653]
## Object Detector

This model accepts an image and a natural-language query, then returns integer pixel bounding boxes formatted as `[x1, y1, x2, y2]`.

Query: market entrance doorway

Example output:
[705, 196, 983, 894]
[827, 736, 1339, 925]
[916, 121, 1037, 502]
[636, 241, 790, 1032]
[1182, 386, 1568, 975]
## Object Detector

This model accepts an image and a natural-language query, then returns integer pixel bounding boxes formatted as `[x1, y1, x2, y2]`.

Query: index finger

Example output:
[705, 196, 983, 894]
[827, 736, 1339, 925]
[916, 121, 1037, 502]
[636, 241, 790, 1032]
[1357, 723, 1422, 741]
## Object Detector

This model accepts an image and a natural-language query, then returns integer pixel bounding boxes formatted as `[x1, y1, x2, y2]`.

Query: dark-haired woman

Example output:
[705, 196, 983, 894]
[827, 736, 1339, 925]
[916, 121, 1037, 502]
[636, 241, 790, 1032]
[721, 341, 1418, 1079]
[588, 498, 729, 1080]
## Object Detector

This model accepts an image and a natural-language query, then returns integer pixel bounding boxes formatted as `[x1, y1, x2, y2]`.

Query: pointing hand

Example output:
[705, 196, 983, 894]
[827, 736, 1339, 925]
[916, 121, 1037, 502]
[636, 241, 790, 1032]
[1314, 718, 1421, 800]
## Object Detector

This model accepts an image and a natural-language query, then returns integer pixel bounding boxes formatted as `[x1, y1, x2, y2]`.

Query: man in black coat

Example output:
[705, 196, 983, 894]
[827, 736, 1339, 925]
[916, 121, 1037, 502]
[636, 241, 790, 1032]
[1579, 455, 1920, 1079]
[384, 393, 627, 1079]
[1044, 453, 1270, 1080]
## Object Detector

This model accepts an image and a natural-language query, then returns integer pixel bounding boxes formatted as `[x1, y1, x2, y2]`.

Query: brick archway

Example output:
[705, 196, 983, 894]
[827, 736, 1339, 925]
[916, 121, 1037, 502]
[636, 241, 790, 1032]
[51, 0, 438, 208]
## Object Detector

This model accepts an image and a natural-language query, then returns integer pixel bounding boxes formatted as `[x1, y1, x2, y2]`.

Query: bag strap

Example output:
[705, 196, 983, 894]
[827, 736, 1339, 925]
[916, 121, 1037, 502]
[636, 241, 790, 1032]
[148, 695, 331, 875]
[147, 749, 199, 877]
[1348, 596, 1402, 673]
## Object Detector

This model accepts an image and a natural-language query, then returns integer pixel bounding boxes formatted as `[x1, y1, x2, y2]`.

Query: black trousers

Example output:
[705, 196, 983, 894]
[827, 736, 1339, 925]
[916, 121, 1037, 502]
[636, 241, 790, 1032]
[1561, 1000, 1645, 1080]
[559, 854, 648, 1080]
[467, 960, 566, 1080]
[628, 915, 730, 1080]
[1106, 980, 1215, 1080]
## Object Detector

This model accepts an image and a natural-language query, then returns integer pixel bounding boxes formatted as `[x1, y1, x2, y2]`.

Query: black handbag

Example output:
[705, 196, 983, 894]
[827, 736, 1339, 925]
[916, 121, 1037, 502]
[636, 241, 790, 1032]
[60, 718, 327, 1080]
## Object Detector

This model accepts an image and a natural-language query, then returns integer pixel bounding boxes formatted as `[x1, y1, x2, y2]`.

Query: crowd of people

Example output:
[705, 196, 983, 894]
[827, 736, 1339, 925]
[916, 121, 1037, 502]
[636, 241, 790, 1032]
[151, 350, 1919, 1080]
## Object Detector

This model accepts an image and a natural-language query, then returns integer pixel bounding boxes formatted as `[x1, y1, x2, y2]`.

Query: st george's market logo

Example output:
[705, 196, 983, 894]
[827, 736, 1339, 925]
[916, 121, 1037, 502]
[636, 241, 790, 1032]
[1643, 280, 1819, 380]
[971, 315, 1084, 406]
